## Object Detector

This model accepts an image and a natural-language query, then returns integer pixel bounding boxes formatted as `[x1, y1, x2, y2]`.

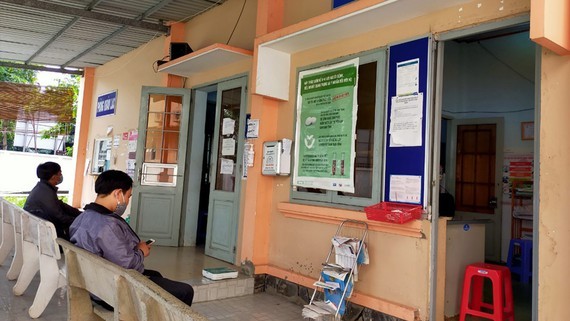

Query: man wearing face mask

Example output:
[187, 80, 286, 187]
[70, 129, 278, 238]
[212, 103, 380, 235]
[24, 161, 81, 240]
[69, 170, 194, 309]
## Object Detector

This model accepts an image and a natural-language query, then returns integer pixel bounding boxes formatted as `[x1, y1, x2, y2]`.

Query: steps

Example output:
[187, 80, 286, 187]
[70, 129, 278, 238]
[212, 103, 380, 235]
[188, 274, 254, 303]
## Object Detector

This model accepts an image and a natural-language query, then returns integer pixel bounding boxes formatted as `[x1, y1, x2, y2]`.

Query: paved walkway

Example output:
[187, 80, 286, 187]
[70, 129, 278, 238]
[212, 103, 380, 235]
[0, 255, 305, 321]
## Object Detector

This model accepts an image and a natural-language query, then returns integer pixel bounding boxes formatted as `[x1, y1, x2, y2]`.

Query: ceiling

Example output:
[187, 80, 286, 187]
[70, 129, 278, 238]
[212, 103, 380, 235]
[0, 0, 228, 74]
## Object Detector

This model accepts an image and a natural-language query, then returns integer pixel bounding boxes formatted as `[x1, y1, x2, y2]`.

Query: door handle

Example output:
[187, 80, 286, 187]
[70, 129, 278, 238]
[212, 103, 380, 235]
[489, 196, 497, 209]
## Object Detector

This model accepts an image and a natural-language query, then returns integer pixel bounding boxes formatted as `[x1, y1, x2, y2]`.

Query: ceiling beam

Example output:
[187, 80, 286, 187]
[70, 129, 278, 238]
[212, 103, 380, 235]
[62, 26, 127, 68]
[26, 17, 80, 64]
[0, 61, 84, 75]
[0, 0, 169, 32]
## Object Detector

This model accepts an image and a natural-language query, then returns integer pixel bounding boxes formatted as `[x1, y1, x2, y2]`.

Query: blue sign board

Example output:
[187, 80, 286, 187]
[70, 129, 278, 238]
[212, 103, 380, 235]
[96, 91, 117, 117]
[333, 0, 355, 9]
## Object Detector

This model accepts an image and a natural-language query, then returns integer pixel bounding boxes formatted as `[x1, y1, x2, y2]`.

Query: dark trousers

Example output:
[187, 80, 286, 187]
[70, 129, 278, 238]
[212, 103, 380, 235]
[143, 269, 194, 306]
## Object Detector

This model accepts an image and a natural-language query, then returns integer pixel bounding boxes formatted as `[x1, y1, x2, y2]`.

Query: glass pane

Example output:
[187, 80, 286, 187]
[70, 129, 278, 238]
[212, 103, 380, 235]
[165, 96, 182, 130]
[215, 87, 241, 192]
[141, 163, 178, 186]
[145, 130, 162, 162]
[145, 167, 176, 184]
[148, 94, 166, 112]
[145, 94, 183, 165]
[339, 61, 376, 198]
[296, 187, 328, 194]
[147, 112, 164, 129]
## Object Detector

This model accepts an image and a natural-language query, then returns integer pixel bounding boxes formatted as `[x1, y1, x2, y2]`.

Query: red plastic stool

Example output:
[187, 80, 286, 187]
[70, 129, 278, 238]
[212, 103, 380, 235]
[459, 263, 514, 321]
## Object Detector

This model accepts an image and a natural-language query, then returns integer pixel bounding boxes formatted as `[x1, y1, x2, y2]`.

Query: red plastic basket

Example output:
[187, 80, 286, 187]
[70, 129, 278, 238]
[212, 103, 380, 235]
[364, 202, 422, 224]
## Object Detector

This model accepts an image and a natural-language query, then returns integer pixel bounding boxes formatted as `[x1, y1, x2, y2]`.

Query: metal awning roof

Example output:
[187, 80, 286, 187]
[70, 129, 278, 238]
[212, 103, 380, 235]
[0, 0, 227, 74]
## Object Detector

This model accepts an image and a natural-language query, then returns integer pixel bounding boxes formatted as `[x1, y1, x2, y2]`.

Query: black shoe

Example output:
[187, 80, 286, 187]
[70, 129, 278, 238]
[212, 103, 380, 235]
[91, 298, 114, 311]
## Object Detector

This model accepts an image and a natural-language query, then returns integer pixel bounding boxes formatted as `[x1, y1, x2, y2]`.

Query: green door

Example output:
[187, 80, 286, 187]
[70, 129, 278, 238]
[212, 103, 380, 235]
[205, 77, 247, 263]
[130, 87, 191, 246]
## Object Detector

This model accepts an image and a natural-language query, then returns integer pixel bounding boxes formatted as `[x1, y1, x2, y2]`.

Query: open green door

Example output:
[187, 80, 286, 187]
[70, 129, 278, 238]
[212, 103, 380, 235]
[205, 77, 247, 263]
[130, 86, 191, 246]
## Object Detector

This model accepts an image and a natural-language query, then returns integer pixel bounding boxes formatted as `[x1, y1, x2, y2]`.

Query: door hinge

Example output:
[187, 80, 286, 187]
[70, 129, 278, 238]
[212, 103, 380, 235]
[233, 246, 236, 254]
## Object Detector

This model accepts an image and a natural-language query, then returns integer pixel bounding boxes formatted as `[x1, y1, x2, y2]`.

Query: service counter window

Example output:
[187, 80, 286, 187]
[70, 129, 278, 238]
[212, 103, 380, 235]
[291, 50, 386, 207]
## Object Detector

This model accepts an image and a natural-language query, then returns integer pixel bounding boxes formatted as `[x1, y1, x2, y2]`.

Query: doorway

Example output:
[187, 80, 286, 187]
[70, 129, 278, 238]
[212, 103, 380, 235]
[183, 77, 248, 264]
[436, 22, 536, 320]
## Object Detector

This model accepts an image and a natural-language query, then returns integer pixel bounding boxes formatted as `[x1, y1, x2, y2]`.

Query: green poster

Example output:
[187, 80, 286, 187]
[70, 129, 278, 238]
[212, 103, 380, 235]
[293, 59, 359, 193]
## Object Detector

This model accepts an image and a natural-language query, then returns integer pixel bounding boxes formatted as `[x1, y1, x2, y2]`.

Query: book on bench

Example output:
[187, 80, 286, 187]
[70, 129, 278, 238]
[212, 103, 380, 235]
[202, 267, 239, 280]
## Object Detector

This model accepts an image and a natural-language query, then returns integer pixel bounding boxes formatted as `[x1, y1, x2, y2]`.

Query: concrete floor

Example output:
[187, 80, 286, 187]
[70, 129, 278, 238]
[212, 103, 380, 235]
[0, 246, 305, 321]
[0, 246, 531, 321]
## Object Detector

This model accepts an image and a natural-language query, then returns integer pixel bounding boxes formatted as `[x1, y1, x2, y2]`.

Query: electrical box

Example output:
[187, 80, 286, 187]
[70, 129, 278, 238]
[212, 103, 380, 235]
[262, 139, 291, 176]
[92, 137, 112, 174]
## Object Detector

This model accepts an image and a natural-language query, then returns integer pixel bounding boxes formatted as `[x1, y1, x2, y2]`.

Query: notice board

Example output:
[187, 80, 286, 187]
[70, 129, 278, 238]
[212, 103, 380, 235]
[383, 37, 431, 205]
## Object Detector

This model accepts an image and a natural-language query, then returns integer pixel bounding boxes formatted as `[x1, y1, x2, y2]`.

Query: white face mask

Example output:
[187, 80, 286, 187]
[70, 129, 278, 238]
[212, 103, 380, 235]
[57, 174, 64, 185]
[114, 192, 127, 216]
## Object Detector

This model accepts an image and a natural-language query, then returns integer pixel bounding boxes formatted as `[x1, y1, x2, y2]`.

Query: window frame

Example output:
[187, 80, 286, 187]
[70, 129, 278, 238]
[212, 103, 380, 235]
[290, 48, 387, 208]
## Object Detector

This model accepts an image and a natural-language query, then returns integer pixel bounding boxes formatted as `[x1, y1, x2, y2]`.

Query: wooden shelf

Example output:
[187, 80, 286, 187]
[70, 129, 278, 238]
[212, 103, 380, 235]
[254, 0, 471, 101]
[158, 43, 253, 77]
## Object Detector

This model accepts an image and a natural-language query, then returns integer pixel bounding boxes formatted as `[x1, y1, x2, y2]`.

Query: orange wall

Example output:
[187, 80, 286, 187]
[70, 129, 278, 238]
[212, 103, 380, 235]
[538, 48, 570, 320]
[530, 0, 570, 55]
[182, 0, 257, 51]
[250, 0, 531, 319]
[283, 0, 330, 27]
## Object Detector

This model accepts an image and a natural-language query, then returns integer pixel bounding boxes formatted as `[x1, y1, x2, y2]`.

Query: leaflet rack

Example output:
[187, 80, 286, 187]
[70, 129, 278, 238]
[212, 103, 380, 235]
[302, 219, 369, 320]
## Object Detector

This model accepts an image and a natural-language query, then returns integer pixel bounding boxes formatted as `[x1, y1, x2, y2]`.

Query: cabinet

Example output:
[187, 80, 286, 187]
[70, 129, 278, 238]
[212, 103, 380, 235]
[511, 180, 533, 239]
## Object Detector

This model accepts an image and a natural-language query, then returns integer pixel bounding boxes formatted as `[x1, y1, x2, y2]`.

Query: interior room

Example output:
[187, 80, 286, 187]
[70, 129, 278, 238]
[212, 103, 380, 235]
[440, 25, 535, 320]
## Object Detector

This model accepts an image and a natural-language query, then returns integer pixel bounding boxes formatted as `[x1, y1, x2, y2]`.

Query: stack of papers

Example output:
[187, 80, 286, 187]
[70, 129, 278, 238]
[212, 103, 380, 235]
[202, 267, 238, 280]
[302, 301, 336, 320]
[331, 236, 369, 280]
[313, 280, 340, 291]
[322, 263, 350, 280]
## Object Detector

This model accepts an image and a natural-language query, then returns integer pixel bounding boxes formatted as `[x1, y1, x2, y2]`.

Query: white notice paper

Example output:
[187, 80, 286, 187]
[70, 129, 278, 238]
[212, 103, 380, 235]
[389, 175, 421, 203]
[389, 94, 423, 147]
[220, 158, 234, 175]
[396, 58, 419, 97]
[246, 119, 259, 138]
[222, 118, 235, 136]
[221, 138, 236, 156]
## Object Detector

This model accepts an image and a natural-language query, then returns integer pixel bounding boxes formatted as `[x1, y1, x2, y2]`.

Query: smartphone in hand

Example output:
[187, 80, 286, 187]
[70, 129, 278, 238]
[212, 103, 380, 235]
[146, 239, 156, 245]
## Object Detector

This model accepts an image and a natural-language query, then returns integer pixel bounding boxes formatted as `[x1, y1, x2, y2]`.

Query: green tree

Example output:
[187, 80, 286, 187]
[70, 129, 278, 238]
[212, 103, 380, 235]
[0, 67, 37, 150]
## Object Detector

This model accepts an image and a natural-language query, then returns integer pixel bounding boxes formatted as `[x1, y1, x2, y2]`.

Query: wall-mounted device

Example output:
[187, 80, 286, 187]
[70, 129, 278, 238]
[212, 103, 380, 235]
[170, 42, 193, 60]
[92, 137, 112, 174]
[262, 139, 291, 176]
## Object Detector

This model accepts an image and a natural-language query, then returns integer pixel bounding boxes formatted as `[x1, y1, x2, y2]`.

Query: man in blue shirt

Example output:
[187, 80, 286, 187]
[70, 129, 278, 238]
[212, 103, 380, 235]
[70, 170, 194, 309]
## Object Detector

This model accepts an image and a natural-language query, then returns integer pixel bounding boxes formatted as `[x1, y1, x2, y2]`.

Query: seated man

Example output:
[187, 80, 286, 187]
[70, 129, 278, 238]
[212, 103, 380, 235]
[69, 170, 194, 308]
[24, 162, 81, 240]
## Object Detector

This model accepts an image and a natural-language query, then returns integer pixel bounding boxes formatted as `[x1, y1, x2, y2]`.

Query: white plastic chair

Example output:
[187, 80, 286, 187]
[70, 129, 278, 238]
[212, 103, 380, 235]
[0, 198, 15, 265]
[6, 201, 23, 280]
[13, 209, 66, 318]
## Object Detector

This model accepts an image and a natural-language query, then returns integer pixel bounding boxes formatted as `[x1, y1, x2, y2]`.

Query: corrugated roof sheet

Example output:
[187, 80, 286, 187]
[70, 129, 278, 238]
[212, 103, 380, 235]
[0, 0, 228, 71]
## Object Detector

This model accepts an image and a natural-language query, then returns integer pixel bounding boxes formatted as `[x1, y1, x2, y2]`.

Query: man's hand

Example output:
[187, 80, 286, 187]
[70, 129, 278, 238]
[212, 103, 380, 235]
[138, 242, 151, 257]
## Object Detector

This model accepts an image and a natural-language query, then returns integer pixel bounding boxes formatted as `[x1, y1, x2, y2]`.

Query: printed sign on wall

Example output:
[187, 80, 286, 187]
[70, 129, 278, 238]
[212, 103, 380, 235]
[96, 90, 117, 117]
[293, 58, 359, 193]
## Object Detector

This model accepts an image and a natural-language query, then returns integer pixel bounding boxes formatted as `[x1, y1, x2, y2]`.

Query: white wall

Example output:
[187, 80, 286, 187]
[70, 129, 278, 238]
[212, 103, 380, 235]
[0, 151, 75, 196]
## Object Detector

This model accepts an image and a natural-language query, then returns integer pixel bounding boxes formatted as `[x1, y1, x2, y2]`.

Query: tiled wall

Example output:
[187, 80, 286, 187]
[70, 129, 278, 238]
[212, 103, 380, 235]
[191, 276, 255, 303]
